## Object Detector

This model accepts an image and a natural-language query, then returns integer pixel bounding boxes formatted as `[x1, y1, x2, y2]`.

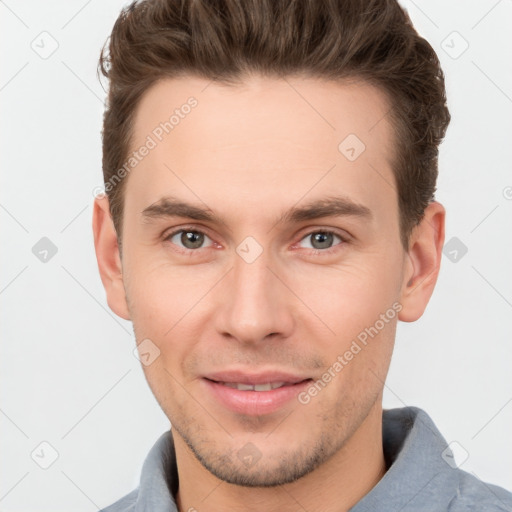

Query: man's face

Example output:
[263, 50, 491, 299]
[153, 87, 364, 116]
[115, 76, 409, 485]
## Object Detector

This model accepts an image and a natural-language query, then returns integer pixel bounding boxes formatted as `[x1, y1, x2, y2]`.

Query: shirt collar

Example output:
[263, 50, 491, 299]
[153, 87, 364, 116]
[349, 406, 458, 511]
[132, 406, 456, 512]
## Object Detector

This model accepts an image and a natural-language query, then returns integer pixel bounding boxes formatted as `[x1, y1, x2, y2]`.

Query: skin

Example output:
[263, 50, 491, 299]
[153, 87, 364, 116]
[93, 75, 445, 512]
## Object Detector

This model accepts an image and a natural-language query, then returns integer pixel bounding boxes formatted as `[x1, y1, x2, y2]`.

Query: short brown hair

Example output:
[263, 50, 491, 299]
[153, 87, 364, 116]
[98, 0, 450, 250]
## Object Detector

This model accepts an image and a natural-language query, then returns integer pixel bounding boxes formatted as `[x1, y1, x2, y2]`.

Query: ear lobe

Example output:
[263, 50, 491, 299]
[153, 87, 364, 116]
[398, 201, 445, 322]
[92, 195, 131, 321]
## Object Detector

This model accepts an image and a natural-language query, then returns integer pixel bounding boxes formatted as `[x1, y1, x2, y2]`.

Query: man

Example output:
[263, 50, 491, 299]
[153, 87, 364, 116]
[93, 0, 512, 510]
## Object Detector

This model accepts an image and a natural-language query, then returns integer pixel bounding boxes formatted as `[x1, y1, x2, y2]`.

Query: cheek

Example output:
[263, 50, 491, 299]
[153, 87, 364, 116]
[285, 255, 402, 339]
[126, 264, 213, 368]
[127, 261, 204, 324]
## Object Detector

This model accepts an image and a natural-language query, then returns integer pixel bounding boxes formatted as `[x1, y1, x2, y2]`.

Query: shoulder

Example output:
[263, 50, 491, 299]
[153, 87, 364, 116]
[98, 488, 139, 512]
[448, 470, 512, 511]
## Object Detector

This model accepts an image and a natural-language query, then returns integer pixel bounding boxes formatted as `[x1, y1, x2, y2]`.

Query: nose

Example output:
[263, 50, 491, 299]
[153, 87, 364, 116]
[214, 247, 295, 345]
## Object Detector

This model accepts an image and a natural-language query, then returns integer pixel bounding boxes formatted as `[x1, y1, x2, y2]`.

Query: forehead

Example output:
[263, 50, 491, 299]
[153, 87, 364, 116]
[131, 74, 393, 155]
[125, 75, 397, 225]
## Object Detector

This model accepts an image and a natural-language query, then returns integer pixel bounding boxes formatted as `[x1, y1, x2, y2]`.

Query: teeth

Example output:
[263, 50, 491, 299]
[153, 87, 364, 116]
[254, 383, 272, 391]
[221, 382, 286, 391]
[237, 383, 255, 391]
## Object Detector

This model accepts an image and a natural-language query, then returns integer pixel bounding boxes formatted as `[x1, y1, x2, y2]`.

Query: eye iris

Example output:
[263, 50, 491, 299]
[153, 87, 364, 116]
[311, 232, 333, 250]
[182, 231, 204, 249]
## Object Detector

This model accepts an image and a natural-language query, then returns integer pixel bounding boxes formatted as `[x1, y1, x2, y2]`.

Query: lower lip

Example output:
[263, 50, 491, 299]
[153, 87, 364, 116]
[202, 378, 312, 416]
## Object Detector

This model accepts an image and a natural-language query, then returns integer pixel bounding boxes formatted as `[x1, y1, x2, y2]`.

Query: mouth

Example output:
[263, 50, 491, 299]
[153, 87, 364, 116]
[202, 373, 314, 415]
[204, 379, 310, 391]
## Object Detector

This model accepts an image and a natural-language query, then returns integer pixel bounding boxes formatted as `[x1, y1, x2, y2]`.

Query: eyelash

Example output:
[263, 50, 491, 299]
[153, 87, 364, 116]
[162, 226, 348, 256]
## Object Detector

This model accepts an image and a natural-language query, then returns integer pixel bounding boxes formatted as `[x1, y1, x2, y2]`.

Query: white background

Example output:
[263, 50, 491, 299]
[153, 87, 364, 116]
[1, 0, 511, 510]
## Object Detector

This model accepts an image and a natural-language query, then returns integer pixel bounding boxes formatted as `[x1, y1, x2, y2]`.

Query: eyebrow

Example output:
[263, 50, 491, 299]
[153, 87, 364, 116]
[141, 195, 372, 228]
[141, 196, 229, 228]
[278, 196, 372, 224]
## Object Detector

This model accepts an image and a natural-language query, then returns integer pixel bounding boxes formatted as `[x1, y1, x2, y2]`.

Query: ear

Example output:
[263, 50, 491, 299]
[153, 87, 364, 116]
[92, 195, 131, 321]
[398, 201, 445, 322]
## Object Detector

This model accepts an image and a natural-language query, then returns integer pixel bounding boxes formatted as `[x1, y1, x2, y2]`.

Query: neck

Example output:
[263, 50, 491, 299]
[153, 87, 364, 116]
[174, 402, 386, 512]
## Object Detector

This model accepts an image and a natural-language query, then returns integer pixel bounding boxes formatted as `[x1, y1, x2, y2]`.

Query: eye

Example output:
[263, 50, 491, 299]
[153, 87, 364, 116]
[297, 230, 346, 254]
[164, 228, 215, 251]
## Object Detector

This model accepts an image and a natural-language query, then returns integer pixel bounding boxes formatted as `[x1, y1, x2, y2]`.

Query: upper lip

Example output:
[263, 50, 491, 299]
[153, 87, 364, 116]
[203, 370, 311, 385]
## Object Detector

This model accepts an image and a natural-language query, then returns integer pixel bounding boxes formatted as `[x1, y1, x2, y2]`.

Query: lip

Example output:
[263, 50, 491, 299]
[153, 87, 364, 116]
[203, 370, 310, 385]
[202, 371, 313, 416]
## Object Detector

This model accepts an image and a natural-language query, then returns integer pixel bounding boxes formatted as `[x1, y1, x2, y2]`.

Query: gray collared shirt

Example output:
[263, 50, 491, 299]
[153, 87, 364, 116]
[99, 407, 512, 511]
